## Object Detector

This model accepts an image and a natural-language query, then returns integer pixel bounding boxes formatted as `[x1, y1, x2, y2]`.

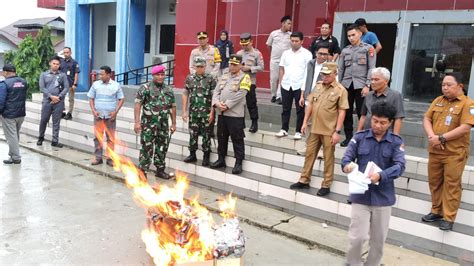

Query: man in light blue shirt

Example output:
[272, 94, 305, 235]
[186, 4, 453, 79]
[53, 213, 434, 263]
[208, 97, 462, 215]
[87, 65, 124, 166]
[355, 18, 382, 54]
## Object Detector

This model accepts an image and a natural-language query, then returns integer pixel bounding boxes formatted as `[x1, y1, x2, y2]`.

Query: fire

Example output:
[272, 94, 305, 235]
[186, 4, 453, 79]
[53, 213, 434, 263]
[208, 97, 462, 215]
[93, 122, 239, 265]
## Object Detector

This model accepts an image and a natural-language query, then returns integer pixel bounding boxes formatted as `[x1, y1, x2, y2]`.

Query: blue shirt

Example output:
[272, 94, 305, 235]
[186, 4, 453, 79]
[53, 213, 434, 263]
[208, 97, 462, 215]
[87, 79, 124, 119]
[361, 31, 379, 47]
[341, 129, 406, 206]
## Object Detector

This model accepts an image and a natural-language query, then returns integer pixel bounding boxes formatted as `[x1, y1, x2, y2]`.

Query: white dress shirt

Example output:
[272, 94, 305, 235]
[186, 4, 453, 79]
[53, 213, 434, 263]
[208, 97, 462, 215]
[279, 47, 313, 91]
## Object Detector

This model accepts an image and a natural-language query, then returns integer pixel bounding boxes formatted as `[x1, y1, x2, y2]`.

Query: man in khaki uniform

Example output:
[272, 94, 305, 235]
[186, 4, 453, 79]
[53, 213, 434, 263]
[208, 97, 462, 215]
[210, 55, 251, 175]
[266, 15, 292, 104]
[422, 74, 474, 231]
[237, 32, 264, 133]
[189, 31, 222, 78]
[289, 62, 348, 196]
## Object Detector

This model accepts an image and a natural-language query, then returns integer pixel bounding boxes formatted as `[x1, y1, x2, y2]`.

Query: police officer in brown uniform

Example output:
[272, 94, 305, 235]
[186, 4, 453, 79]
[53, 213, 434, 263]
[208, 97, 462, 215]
[289, 62, 348, 196]
[422, 74, 474, 231]
[210, 55, 251, 174]
[237, 32, 264, 133]
[189, 31, 222, 78]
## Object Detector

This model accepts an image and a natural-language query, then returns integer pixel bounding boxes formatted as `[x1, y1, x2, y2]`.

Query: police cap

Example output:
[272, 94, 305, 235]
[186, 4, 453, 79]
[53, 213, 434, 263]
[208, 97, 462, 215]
[229, 54, 243, 65]
[239, 32, 252, 45]
[197, 31, 208, 39]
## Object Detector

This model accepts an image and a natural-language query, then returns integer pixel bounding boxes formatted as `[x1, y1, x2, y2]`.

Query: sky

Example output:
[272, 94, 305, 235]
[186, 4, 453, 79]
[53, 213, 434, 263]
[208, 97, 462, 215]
[0, 0, 65, 28]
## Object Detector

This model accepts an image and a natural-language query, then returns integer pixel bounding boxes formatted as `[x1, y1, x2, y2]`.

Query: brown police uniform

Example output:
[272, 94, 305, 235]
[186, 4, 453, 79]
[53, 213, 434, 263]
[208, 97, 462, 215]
[189, 32, 222, 78]
[299, 77, 349, 188]
[425, 94, 474, 222]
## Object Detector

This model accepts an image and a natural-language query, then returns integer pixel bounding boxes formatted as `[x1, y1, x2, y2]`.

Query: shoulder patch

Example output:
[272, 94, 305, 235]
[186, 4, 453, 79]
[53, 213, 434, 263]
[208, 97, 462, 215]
[214, 48, 222, 63]
[240, 74, 251, 91]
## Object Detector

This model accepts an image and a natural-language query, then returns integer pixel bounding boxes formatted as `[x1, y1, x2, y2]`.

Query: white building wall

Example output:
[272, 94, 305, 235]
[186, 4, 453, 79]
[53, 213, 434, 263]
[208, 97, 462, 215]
[92, 2, 116, 71]
[145, 0, 176, 66]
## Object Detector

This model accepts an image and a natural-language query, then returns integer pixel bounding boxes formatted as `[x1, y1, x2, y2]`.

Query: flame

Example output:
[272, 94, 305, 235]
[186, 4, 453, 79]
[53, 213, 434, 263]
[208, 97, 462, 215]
[93, 120, 237, 265]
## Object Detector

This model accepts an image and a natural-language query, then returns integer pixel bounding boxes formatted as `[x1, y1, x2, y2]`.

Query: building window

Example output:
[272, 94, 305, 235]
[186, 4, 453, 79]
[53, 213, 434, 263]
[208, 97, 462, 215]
[145, 25, 151, 53]
[107, 25, 116, 52]
[160, 24, 175, 54]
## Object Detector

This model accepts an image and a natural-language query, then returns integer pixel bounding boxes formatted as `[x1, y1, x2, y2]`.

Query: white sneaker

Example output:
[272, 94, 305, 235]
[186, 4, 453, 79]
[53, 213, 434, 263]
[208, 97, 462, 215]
[294, 132, 302, 140]
[275, 130, 288, 137]
[296, 147, 306, 156]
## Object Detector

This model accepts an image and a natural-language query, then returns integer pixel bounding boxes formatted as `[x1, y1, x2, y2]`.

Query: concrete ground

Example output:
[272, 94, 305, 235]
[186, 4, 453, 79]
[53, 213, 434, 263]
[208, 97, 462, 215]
[0, 141, 343, 265]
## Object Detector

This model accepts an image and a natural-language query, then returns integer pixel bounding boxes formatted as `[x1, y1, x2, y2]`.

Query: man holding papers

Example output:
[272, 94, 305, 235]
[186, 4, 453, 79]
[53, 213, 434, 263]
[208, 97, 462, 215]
[341, 101, 406, 266]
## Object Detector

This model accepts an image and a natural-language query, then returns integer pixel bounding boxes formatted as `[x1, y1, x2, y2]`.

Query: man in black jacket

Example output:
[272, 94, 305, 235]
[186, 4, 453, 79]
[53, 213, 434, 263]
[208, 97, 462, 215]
[0, 64, 28, 164]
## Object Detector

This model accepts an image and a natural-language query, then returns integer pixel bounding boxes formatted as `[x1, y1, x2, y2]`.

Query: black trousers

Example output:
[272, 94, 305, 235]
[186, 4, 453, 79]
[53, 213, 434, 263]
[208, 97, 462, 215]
[246, 84, 259, 121]
[343, 83, 364, 138]
[281, 87, 304, 133]
[217, 115, 245, 161]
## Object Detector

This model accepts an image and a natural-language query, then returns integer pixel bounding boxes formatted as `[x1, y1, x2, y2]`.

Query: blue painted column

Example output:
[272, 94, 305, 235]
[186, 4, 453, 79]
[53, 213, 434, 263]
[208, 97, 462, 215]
[115, 0, 130, 77]
[66, 0, 91, 92]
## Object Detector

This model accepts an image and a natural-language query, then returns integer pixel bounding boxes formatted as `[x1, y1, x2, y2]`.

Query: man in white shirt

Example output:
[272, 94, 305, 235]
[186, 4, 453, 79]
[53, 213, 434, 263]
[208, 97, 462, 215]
[266, 15, 292, 105]
[275, 31, 313, 140]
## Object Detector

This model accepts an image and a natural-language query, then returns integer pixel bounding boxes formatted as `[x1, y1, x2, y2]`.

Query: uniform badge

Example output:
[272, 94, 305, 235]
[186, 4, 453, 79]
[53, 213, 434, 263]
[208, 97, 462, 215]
[369, 47, 375, 57]
[240, 74, 251, 91]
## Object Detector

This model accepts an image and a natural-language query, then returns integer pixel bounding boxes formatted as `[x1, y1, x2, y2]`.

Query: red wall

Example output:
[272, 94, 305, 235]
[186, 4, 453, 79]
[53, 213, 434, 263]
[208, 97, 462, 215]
[175, 0, 473, 89]
[37, 0, 65, 10]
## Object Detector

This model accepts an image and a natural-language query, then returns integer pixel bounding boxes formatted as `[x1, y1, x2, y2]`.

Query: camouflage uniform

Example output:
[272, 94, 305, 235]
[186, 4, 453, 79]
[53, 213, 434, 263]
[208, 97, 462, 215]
[184, 72, 216, 153]
[135, 81, 176, 171]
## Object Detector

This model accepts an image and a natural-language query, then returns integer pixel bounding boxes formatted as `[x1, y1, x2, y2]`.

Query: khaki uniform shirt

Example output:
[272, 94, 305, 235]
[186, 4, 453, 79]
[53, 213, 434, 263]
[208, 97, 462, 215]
[338, 42, 376, 89]
[189, 45, 222, 78]
[425, 94, 474, 155]
[309, 80, 349, 135]
[266, 29, 291, 62]
[212, 71, 251, 118]
[237, 48, 264, 84]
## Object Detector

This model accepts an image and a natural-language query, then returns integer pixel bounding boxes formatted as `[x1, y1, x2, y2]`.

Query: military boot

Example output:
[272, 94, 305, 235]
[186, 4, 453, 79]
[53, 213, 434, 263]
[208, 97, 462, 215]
[202, 151, 211, 167]
[249, 120, 258, 133]
[232, 159, 243, 174]
[210, 156, 226, 169]
[184, 151, 197, 163]
[155, 168, 173, 180]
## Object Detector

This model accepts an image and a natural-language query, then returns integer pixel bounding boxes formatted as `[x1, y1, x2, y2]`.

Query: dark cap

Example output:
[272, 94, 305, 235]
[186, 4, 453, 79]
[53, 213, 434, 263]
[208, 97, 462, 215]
[239, 32, 252, 45]
[197, 31, 208, 39]
[354, 18, 367, 26]
[2, 64, 16, 72]
[229, 54, 243, 65]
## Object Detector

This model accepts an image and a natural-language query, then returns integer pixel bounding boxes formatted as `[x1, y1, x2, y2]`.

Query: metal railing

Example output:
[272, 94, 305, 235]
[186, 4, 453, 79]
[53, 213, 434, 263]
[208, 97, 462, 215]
[114, 59, 175, 86]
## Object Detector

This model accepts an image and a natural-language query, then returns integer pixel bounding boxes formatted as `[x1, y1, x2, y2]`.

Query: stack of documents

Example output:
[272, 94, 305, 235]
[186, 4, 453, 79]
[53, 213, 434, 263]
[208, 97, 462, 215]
[347, 161, 382, 194]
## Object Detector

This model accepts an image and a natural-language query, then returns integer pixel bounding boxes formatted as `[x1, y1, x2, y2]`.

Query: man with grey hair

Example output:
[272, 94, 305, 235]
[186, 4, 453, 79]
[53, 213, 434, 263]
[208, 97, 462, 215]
[357, 67, 405, 134]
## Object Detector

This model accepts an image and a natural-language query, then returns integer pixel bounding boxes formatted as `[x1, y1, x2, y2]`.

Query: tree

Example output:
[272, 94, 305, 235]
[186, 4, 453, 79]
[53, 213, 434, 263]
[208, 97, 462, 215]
[35, 26, 55, 70]
[3, 50, 17, 64]
[13, 35, 42, 97]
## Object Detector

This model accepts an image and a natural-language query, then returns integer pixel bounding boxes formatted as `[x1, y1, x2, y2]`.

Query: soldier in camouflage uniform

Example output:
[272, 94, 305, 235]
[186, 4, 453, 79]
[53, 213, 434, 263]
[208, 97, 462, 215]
[182, 56, 217, 166]
[210, 54, 251, 175]
[134, 65, 177, 180]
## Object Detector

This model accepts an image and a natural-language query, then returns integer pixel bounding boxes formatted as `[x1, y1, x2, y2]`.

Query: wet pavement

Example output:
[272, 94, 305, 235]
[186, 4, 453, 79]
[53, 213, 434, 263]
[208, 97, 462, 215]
[0, 141, 344, 265]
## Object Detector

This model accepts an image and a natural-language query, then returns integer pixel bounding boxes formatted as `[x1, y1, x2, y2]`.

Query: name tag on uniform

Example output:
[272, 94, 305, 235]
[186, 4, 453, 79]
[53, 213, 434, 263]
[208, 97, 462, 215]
[67, 70, 71, 76]
[445, 115, 452, 126]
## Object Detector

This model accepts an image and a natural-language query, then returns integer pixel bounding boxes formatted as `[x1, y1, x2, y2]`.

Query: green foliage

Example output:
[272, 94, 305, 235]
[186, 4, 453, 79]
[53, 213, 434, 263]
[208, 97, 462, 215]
[13, 35, 42, 97]
[3, 50, 17, 64]
[35, 26, 55, 70]
[6, 26, 56, 97]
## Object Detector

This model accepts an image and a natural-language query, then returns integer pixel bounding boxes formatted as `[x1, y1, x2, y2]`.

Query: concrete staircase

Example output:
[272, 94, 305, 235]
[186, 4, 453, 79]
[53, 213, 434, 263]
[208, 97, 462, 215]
[19, 94, 474, 263]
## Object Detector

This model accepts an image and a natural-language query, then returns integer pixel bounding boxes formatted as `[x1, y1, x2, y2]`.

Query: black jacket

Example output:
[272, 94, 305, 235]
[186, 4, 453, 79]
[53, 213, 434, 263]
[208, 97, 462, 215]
[0, 76, 28, 119]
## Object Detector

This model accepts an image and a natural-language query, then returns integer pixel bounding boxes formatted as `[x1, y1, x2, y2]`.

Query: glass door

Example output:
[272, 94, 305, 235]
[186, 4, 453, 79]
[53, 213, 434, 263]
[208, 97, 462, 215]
[404, 24, 474, 102]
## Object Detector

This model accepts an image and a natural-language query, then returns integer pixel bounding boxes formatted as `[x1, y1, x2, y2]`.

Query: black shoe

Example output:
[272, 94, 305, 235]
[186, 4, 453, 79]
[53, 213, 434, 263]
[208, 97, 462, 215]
[51, 142, 64, 148]
[106, 159, 114, 167]
[64, 112, 72, 120]
[37, 138, 44, 146]
[421, 213, 443, 222]
[249, 120, 258, 133]
[439, 220, 454, 231]
[290, 182, 310, 189]
[155, 169, 174, 180]
[340, 138, 351, 147]
[61, 112, 66, 118]
[184, 151, 197, 163]
[91, 159, 103, 165]
[210, 157, 226, 169]
[317, 187, 330, 196]
[3, 158, 21, 164]
[271, 96, 276, 103]
[202, 151, 210, 167]
[232, 160, 243, 174]
[275, 98, 282, 105]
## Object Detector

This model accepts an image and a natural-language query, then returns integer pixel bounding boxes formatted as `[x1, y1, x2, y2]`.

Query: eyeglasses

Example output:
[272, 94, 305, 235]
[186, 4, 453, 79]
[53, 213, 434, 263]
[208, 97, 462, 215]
[317, 52, 329, 56]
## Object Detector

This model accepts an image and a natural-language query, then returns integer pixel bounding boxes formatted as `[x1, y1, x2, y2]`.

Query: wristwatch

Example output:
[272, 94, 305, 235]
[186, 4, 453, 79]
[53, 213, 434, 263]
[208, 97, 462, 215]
[438, 134, 447, 145]
[336, 130, 342, 134]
